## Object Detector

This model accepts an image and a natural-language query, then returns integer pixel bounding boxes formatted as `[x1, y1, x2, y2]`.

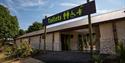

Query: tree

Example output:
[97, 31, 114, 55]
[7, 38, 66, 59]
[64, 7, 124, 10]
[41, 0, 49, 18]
[18, 29, 26, 36]
[0, 5, 19, 42]
[26, 22, 43, 33]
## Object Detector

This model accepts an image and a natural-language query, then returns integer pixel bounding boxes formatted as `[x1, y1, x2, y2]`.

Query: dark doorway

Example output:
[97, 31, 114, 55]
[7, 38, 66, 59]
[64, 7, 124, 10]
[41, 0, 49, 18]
[61, 34, 71, 51]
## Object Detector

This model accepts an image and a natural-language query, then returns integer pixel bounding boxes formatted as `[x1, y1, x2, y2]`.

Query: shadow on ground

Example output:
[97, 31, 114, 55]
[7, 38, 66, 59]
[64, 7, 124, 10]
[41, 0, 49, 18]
[32, 51, 118, 63]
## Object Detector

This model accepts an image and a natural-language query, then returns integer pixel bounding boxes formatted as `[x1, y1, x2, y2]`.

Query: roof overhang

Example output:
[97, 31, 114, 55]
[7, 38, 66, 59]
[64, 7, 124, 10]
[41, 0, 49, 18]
[17, 9, 125, 39]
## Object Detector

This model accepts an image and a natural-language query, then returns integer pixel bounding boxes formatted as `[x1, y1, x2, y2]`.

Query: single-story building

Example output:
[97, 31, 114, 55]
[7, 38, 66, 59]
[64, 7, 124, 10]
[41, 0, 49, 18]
[16, 8, 125, 54]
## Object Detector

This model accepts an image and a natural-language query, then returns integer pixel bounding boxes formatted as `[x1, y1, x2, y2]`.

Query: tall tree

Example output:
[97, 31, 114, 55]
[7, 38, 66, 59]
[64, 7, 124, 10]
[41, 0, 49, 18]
[0, 5, 19, 42]
[27, 22, 43, 33]
[18, 29, 26, 36]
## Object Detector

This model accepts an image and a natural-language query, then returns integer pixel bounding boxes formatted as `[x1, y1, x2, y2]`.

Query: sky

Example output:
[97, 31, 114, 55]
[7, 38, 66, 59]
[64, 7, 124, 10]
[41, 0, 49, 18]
[0, 0, 125, 30]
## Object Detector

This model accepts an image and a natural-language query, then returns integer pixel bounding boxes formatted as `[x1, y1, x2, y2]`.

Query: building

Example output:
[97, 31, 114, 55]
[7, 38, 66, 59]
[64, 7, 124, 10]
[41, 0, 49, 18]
[16, 9, 125, 54]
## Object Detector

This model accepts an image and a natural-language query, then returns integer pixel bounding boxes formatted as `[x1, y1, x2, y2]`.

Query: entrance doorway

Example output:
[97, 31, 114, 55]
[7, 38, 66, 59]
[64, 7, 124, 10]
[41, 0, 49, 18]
[60, 25, 100, 52]
[61, 34, 72, 51]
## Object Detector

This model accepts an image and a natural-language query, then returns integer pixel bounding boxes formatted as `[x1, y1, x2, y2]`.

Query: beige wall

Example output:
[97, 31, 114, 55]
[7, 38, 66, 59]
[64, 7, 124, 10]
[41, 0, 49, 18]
[54, 32, 61, 51]
[22, 38, 29, 42]
[16, 39, 21, 46]
[40, 35, 44, 50]
[22, 38, 29, 45]
[99, 19, 125, 54]
[99, 23, 115, 54]
[16, 19, 125, 53]
[70, 31, 78, 50]
[116, 20, 125, 42]
[16, 38, 29, 47]
[46, 33, 53, 50]
[16, 32, 61, 51]
[39, 32, 61, 51]
[30, 36, 40, 49]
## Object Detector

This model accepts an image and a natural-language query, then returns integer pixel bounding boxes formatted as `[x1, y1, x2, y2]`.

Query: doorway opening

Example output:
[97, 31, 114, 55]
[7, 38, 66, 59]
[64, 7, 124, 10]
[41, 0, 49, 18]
[61, 34, 73, 51]
[60, 25, 100, 52]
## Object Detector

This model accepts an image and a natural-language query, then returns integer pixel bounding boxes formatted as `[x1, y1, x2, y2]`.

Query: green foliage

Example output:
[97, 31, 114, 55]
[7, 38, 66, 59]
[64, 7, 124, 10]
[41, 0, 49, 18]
[32, 48, 40, 56]
[4, 45, 15, 58]
[92, 54, 103, 63]
[18, 29, 26, 36]
[0, 5, 19, 40]
[117, 42, 125, 63]
[4, 41, 33, 58]
[27, 22, 43, 33]
[19, 42, 33, 57]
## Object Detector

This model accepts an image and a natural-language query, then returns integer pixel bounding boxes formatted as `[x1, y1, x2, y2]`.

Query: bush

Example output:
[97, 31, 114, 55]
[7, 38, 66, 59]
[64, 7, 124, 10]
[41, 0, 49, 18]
[4, 45, 14, 58]
[117, 42, 125, 63]
[4, 41, 33, 58]
[19, 42, 33, 58]
[92, 54, 103, 63]
[31, 48, 40, 56]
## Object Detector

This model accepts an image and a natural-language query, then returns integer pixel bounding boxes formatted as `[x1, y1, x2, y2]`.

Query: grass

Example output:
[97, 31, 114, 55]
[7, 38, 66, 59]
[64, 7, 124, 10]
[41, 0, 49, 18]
[0, 52, 15, 63]
[0, 52, 6, 62]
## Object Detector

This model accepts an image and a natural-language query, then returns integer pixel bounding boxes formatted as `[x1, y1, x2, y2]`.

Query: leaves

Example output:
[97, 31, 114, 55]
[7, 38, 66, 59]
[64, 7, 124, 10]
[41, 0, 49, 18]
[4, 41, 33, 58]
[26, 22, 43, 33]
[0, 5, 19, 40]
[117, 42, 125, 63]
[18, 29, 26, 36]
[92, 54, 103, 63]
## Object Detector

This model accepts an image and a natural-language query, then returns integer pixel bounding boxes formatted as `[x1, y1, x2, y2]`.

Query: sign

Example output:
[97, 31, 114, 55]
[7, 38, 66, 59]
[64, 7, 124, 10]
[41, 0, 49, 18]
[43, 1, 96, 25]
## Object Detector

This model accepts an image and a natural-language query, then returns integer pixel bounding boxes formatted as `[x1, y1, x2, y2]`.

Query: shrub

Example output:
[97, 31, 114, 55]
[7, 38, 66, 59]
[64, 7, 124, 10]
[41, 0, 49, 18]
[117, 42, 125, 63]
[31, 48, 40, 56]
[4, 41, 33, 58]
[4, 45, 14, 58]
[19, 42, 33, 58]
[92, 54, 103, 63]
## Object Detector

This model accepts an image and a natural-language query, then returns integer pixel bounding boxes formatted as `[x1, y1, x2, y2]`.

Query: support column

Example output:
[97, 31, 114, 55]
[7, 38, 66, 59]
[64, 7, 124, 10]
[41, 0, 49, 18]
[43, 16, 47, 53]
[28, 37, 31, 44]
[52, 33, 55, 51]
[39, 35, 42, 50]
[94, 24, 100, 53]
[87, 0, 93, 58]
[112, 21, 118, 53]
[20, 38, 23, 43]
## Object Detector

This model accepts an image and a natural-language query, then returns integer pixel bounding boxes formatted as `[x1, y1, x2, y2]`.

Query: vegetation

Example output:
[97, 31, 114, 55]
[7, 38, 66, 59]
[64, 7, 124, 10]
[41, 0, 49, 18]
[117, 42, 125, 63]
[4, 41, 33, 58]
[18, 29, 26, 36]
[0, 4, 19, 45]
[92, 54, 103, 63]
[26, 22, 43, 33]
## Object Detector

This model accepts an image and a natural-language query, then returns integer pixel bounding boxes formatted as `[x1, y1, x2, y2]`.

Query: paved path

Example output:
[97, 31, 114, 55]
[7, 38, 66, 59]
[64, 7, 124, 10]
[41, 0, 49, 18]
[12, 57, 44, 63]
[33, 51, 93, 63]
[32, 51, 117, 63]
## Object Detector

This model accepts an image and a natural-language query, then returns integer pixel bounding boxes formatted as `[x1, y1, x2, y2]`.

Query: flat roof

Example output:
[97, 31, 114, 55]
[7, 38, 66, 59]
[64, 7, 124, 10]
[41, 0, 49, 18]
[17, 8, 125, 39]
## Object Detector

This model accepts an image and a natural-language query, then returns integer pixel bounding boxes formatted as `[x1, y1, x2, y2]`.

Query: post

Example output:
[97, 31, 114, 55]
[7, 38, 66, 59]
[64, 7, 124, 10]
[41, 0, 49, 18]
[87, 0, 93, 59]
[13, 37, 16, 45]
[39, 35, 42, 50]
[94, 24, 100, 53]
[44, 16, 47, 53]
[13, 37, 17, 48]
[28, 37, 31, 44]
[52, 32, 54, 51]
[112, 22, 118, 53]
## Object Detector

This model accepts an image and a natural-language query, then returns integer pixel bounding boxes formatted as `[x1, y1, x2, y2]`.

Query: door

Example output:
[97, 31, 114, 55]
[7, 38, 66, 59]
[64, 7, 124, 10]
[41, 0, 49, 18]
[61, 34, 71, 51]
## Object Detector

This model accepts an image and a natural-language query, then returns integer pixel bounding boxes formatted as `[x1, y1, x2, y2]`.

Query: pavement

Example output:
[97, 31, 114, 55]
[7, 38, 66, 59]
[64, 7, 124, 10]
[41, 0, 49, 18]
[33, 51, 93, 63]
[32, 51, 118, 63]
[11, 57, 44, 63]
